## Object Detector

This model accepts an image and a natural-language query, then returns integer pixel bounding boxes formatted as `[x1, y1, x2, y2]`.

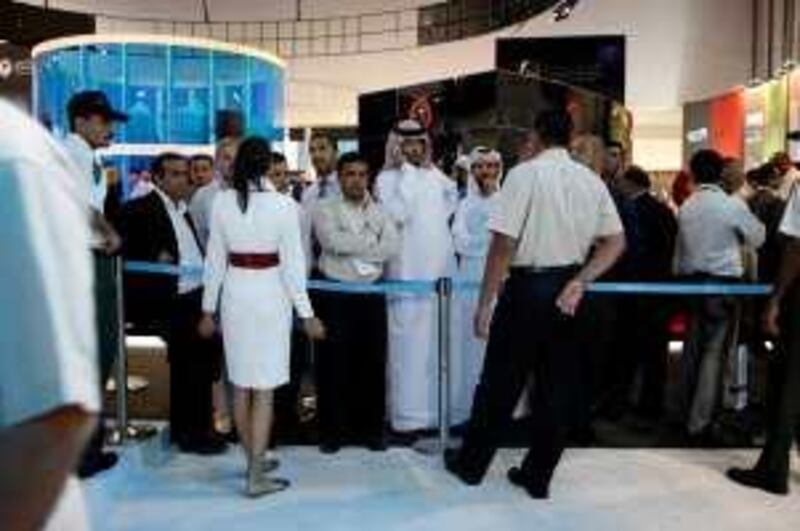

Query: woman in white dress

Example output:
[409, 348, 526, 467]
[198, 137, 325, 497]
[451, 147, 502, 422]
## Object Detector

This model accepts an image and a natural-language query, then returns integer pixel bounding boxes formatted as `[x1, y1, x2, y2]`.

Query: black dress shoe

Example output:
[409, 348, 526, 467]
[78, 451, 119, 479]
[444, 449, 481, 486]
[366, 436, 388, 452]
[319, 442, 341, 454]
[507, 467, 549, 499]
[726, 468, 788, 496]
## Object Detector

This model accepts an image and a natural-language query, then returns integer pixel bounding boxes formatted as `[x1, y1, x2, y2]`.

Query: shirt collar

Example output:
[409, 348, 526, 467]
[318, 172, 338, 184]
[262, 178, 277, 192]
[536, 147, 571, 162]
[698, 183, 725, 194]
[342, 193, 373, 210]
[154, 185, 187, 215]
[68, 133, 93, 153]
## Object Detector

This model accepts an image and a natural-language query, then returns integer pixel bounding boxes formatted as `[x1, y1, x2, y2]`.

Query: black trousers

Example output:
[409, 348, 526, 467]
[80, 253, 121, 465]
[455, 267, 583, 488]
[756, 287, 800, 486]
[605, 295, 671, 417]
[314, 284, 387, 446]
[167, 289, 220, 444]
[577, 292, 619, 426]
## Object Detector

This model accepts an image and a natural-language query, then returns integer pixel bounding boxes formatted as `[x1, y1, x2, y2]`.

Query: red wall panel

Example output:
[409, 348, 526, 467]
[709, 89, 745, 160]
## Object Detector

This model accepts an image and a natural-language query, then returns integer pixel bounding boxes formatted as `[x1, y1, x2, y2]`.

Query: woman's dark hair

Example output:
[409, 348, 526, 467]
[231, 136, 271, 213]
[689, 149, 724, 185]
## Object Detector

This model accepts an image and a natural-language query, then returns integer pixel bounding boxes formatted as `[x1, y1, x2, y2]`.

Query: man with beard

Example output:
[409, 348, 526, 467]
[375, 119, 459, 433]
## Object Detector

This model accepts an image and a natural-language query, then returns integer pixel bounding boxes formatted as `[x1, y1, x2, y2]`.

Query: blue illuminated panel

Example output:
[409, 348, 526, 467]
[35, 38, 285, 144]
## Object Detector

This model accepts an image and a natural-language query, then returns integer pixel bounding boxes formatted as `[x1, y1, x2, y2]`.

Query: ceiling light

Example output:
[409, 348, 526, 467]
[553, 0, 579, 22]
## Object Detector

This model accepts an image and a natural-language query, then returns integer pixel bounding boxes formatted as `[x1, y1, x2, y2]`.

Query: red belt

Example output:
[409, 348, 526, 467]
[228, 253, 280, 269]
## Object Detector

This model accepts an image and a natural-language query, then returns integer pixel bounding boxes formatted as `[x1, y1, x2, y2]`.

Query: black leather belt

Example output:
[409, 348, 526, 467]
[510, 264, 581, 276]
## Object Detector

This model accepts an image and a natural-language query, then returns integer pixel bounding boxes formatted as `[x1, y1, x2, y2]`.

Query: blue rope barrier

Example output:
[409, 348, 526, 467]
[123, 261, 773, 297]
[309, 279, 436, 295]
[124, 261, 203, 277]
[124, 261, 436, 295]
[587, 282, 772, 296]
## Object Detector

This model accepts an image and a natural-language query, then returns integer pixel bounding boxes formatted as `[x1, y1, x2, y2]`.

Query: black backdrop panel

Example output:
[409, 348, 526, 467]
[496, 36, 626, 103]
[683, 100, 712, 164]
[358, 69, 613, 175]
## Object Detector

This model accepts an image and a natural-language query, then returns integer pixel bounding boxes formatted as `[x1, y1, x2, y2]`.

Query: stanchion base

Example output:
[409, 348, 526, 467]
[412, 436, 460, 456]
[107, 424, 159, 446]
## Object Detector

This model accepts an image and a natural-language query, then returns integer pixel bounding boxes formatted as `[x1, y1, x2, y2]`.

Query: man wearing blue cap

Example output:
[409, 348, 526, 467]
[63, 90, 128, 479]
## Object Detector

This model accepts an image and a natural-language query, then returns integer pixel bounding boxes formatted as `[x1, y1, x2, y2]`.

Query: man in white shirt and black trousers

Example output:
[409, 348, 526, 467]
[0, 98, 99, 530]
[119, 153, 226, 455]
[445, 110, 626, 499]
[728, 181, 800, 495]
[311, 152, 399, 453]
[62, 91, 127, 478]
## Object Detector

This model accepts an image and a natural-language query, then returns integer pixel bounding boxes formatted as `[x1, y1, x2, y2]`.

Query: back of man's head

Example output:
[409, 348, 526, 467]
[689, 149, 724, 185]
[534, 109, 574, 148]
[622, 165, 651, 190]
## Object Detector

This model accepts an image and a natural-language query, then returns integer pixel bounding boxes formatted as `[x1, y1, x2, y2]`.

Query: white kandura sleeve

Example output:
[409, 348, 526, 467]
[278, 200, 315, 319]
[202, 195, 228, 314]
[438, 170, 459, 218]
[451, 199, 473, 256]
[376, 169, 412, 226]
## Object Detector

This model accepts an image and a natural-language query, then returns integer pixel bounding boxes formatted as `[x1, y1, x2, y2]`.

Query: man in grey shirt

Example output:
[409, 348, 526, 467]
[675, 149, 765, 443]
[311, 152, 399, 453]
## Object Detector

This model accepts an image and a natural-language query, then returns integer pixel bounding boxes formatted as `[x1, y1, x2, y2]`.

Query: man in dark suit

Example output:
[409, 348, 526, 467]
[119, 153, 226, 455]
[611, 166, 678, 420]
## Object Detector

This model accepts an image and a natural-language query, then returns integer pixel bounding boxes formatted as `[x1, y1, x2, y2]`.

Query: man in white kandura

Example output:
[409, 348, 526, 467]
[199, 137, 325, 498]
[375, 119, 459, 432]
[451, 147, 502, 423]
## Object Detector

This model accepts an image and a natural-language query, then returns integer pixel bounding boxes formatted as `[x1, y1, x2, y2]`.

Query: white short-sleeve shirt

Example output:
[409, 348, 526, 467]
[489, 148, 622, 267]
[62, 132, 107, 213]
[0, 100, 99, 530]
[779, 184, 800, 238]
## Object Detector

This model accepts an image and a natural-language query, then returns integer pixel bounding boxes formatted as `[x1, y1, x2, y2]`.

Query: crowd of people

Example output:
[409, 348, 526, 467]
[69, 89, 800, 498]
[4, 85, 800, 526]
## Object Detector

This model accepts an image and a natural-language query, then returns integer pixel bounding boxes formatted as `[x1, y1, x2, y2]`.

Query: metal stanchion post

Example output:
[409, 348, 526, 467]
[110, 255, 129, 445]
[438, 277, 452, 454]
[109, 256, 157, 446]
[413, 277, 454, 456]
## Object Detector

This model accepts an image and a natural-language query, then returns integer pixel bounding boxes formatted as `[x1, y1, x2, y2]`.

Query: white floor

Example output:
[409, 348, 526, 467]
[83, 444, 800, 531]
